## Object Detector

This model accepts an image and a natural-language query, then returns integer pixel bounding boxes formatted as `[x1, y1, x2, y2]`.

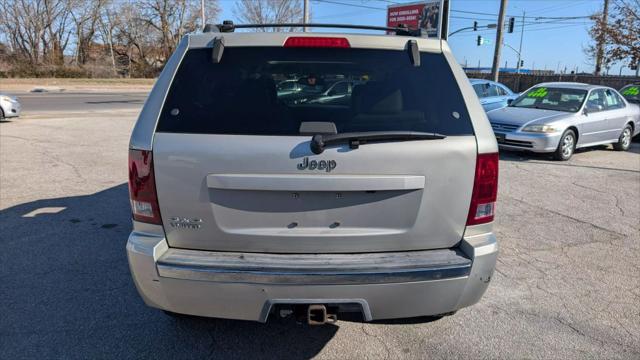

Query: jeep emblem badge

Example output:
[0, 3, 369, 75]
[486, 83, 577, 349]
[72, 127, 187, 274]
[297, 157, 336, 172]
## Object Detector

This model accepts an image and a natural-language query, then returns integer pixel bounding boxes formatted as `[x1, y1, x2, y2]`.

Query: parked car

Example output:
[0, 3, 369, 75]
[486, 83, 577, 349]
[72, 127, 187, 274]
[126, 23, 499, 324]
[306, 80, 361, 105]
[277, 76, 327, 104]
[487, 82, 640, 160]
[276, 79, 303, 96]
[0, 93, 21, 120]
[470, 79, 519, 112]
[620, 84, 639, 104]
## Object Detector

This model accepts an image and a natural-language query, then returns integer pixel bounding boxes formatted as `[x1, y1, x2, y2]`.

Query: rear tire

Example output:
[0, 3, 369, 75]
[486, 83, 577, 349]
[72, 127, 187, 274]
[553, 129, 576, 161]
[613, 124, 632, 151]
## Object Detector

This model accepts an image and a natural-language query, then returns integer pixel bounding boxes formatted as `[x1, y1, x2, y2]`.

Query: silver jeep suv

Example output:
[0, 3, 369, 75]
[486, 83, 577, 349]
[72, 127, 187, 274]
[126, 23, 499, 323]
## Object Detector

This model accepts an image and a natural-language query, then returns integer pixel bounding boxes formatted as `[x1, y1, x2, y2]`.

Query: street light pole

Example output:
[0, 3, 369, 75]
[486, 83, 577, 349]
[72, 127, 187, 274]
[491, 0, 508, 82]
[595, 0, 609, 75]
[303, 0, 310, 32]
[449, 23, 496, 37]
[516, 10, 524, 73]
[201, 0, 206, 31]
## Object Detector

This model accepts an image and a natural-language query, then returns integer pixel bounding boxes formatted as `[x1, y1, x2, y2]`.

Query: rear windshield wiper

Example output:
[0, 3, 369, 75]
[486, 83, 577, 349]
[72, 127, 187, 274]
[310, 131, 446, 154]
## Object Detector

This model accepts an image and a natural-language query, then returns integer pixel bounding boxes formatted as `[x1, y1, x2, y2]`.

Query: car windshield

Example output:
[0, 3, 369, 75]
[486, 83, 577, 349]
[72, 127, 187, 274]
[510, 87, 587, 112]
[157, 47, 473, 136]
[620, 85, 640, 103]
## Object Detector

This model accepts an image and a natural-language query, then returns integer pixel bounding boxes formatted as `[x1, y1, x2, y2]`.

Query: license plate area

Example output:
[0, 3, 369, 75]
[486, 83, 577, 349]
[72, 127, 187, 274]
[208, 189, 421, 230]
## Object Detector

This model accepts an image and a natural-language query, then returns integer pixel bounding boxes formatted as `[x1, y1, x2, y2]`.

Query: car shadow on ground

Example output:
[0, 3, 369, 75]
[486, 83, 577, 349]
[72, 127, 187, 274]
[0, 184, 338, 359]
[499, 142, 640, 161]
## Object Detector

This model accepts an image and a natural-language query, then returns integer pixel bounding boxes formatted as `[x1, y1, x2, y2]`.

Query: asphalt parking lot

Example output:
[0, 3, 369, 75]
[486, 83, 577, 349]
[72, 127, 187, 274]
[1, 92, 639, 359]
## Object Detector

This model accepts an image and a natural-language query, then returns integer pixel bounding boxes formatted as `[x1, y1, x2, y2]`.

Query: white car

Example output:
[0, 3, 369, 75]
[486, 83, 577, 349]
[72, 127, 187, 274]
[0, 93, 21, 120]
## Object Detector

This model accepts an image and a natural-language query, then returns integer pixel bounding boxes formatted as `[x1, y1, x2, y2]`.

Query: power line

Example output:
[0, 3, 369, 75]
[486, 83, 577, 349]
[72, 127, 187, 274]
[526, 0, 592, 15]
[311, 0, 385, 11]
[312, 0, 595, 21]
[522, 23, 592, 33]
[368, 0, 400, 4]
[453, 22, 590, 37]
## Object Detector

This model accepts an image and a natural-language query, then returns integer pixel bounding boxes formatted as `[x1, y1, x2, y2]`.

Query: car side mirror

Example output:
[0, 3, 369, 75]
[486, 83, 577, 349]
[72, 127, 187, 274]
[585, 103, 603, 114]
[507, 99, 514, 105]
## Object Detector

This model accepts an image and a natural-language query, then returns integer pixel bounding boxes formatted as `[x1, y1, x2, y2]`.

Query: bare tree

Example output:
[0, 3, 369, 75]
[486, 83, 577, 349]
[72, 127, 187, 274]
[233, 0, 304, 31]
[0, 0, 219, 77]
[98, 1, 121, 75]
[0, 0, 48, 64]
[42, 0, 73, 65]
[606, 0, 640, 70]
[586, 0, 640, 74]
[70, 0, 106, 66]
[137, 0, 219, 61]
[0, 0, 73, 66]
[585, 9, 617, 74]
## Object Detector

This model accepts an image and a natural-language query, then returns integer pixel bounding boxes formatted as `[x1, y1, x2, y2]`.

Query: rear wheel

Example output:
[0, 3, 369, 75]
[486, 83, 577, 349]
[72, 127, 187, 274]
[613, 124, 632, 151]
[553, 129, 576, 161]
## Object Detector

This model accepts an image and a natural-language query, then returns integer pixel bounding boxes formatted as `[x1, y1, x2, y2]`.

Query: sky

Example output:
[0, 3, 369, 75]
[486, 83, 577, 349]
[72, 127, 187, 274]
[216, 0, 636, 76]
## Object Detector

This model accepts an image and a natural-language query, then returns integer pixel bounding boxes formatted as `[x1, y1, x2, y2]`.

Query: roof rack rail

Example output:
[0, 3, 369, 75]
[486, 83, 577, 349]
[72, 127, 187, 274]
[203, 21, 422, 37]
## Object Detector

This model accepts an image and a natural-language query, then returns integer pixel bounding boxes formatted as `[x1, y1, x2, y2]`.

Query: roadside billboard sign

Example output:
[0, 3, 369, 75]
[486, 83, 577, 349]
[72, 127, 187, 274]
[387, 1, 444, 38]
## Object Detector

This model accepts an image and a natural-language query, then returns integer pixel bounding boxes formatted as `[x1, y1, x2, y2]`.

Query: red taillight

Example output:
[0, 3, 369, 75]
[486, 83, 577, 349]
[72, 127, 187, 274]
[284, 37, 350, 48]
[128, 149, 161, 224]
[467, 153, 499, 225]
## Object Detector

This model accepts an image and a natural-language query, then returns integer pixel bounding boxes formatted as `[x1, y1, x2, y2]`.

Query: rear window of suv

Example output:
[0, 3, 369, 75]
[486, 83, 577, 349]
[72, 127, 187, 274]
[156, 47, 474, 136]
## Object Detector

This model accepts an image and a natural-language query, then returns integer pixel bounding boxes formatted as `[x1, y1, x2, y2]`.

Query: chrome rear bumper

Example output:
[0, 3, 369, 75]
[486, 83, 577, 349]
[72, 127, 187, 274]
[127, 231, 498, 322]
[157, 247, 472, 285]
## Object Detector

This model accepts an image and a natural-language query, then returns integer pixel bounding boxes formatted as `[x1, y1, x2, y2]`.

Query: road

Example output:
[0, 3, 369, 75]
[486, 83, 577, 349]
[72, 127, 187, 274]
[15, 91, 147, 115]
[1, 92, 639, 359]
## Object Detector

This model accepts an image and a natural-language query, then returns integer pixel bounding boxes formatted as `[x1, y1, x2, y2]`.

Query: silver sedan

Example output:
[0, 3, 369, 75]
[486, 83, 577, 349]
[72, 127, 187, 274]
[0, 93, 21, 120]
[487, 83, 640, 160]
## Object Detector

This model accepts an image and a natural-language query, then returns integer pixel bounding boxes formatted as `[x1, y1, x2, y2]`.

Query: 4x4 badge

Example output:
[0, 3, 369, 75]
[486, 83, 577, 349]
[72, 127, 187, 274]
[297, 157, 336, 172]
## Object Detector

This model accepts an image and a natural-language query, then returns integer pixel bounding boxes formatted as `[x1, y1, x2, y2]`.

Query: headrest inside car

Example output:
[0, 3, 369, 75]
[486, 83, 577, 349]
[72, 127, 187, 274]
[547, 91, 562, 102]
[352, 82, 403, 114]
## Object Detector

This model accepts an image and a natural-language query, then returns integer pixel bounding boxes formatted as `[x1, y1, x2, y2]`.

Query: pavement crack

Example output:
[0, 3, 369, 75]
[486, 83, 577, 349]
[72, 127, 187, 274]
[555, 317, 588, 338]
[613, 194, 626, 216]
[360, 324, 391, 360]
[505, 195, 626, 238]
[571, 181, 607, 194]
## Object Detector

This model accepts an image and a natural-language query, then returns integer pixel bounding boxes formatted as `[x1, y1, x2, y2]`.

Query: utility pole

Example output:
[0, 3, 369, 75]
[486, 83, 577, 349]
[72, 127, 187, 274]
[516, 10, 525, 73]
[303, 0, 310, 32]
[594, 0, 609, 76]
[491, 0, 508, 82]
[201, 0, 206, 30]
